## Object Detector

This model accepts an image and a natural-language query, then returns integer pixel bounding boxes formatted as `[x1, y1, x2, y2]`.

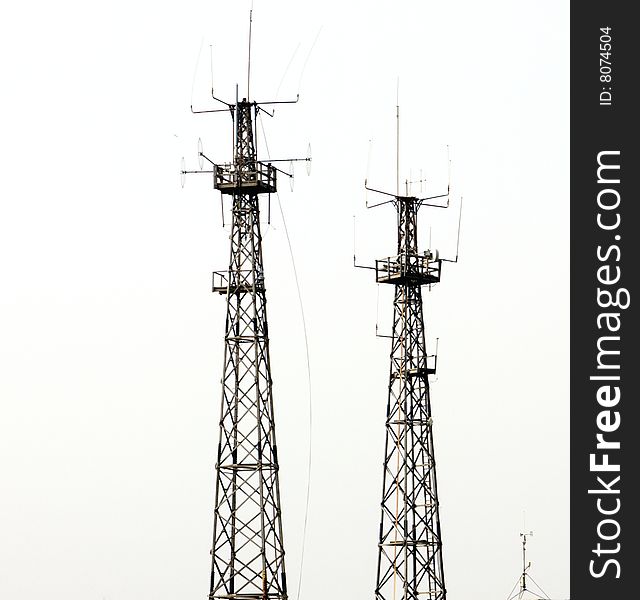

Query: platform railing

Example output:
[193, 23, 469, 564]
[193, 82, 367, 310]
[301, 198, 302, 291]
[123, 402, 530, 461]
[214, 161, 277, 192]
[375, 253, 441, 284]
[212, 270, 266, 294]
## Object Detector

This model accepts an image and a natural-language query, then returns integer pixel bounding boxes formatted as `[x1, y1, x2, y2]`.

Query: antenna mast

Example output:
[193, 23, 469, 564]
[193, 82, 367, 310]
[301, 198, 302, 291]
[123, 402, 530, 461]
[506, 532, 556, 600]
[396, 79, 400, 197]
[247, 9, 253, 99]
[520, 531, 533, 597]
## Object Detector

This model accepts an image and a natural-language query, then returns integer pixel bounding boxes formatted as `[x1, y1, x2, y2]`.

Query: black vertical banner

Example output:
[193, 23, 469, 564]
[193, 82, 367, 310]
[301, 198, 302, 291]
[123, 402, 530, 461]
[571, 2, 639, 599]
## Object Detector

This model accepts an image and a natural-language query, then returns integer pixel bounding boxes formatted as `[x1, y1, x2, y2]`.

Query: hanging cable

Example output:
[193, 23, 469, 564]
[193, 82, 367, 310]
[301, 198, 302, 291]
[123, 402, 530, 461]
[259, 114, 313, 600]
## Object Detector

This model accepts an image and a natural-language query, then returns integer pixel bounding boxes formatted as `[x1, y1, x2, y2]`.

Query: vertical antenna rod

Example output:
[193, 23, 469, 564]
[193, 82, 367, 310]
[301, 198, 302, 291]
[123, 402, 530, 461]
[396, 79, 400, 197]
[247, 9, 253, 99]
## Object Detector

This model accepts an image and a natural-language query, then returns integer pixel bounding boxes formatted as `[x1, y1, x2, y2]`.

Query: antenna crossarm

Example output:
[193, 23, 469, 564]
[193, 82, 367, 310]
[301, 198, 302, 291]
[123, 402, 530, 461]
[257, 105, 275, 118]
[190, 105, 231, 114]
[266, 157, 310, 163]
[417, 192, 449, 208]
[353, 260, 376, 271]
[364, 181, 398, 199]
[364, 181, 398, 209]
[255, 94, 300, 105]
[210, 91, 235, 108]
[367, 199, 395, 209]
[199, 152, 216, 166]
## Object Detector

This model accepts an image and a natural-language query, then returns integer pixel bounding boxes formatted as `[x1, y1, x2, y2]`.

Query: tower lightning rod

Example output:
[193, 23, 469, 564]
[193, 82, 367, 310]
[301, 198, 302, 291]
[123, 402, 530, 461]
[396, 78, 400, 197]
[247, 8, 253, 99]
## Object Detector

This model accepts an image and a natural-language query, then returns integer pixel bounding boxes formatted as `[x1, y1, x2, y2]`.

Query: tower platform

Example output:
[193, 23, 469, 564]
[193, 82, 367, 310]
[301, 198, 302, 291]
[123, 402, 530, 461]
[214, 161, 277, 194]
[212, 270, 265, 294]
[375, 252, 441, 285]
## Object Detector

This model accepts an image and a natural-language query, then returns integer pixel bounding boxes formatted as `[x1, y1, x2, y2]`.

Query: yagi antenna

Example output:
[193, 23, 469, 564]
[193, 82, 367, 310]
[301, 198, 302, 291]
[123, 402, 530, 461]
[406, 169, 429, 197]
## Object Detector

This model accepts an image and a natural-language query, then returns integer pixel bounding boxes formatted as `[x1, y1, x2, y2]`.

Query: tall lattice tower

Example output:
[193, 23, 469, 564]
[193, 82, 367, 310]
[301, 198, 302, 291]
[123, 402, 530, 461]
[360, 138, 459, 600]
[182, 56, 308, 599]
[210, 99, 287, 600]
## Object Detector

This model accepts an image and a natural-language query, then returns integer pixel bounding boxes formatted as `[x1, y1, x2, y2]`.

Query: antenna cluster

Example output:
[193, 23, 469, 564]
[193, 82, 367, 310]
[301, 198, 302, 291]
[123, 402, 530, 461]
[181, 9, 311, 203]
[359, 102, 463, 265]
[181, 89, 311, 225]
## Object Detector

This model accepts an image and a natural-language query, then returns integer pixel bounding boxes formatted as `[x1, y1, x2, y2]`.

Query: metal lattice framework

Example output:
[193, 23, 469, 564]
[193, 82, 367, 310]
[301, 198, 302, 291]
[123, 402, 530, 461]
[209, 100, 288, 600]
[374, 195, 447, 600]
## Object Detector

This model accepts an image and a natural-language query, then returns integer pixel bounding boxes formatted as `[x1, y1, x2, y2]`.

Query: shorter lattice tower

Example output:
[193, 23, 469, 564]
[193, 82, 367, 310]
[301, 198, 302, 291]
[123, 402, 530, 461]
[356, 105, 461, 600]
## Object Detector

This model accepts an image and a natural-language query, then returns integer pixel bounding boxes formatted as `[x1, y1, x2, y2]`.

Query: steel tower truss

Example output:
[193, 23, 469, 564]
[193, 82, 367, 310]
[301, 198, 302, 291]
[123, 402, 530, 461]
[372, 194, 447, 600]
[209, 100, 286, 600]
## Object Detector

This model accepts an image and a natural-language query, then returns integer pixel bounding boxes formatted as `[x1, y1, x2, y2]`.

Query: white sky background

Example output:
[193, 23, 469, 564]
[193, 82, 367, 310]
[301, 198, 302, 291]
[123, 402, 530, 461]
[0, 1, 568, 599]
